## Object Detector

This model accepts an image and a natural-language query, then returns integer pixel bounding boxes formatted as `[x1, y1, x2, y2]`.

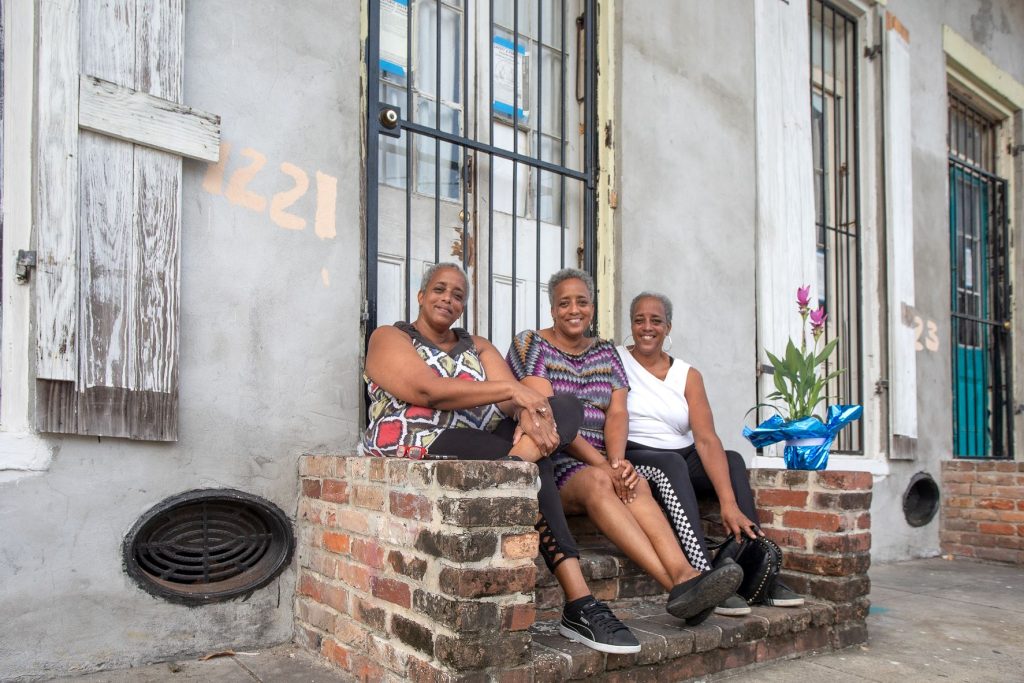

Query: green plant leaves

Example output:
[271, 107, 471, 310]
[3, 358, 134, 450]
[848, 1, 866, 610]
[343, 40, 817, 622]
[763, 334, 844, 421]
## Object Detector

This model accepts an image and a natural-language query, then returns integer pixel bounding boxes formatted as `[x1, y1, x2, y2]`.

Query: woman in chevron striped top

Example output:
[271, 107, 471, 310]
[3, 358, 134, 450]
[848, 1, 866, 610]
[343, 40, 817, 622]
[507, 268, 742, 629]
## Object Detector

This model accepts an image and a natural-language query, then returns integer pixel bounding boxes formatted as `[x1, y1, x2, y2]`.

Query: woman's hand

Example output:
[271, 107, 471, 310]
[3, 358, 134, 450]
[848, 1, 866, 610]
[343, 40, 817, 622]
[721, 501, 761, 542]
[511, 387, 559, 456]
[604, 457, 639, 504]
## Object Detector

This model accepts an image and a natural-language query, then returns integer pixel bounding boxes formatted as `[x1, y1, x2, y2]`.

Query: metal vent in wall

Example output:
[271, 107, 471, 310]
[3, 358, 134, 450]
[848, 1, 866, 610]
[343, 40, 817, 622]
[123, 489, 294, 605]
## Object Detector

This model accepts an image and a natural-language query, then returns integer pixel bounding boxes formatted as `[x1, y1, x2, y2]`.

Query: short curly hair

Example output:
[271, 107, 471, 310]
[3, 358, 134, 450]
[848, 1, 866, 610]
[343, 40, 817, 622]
[629, 291, 673, 326]
[420, 262, 469, 298]
[547, 268, 595, 305]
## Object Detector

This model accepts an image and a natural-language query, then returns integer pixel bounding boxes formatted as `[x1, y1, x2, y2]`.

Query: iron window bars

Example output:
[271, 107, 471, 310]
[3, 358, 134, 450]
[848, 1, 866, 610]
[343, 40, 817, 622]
[365, 0, 598, 355]
[947, 96, 1013, 459]
[810, 0, 863, 454]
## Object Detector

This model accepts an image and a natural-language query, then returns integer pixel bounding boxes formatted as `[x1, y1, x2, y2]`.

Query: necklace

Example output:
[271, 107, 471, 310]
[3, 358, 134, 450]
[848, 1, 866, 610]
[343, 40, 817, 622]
[544, 328, 594, 355]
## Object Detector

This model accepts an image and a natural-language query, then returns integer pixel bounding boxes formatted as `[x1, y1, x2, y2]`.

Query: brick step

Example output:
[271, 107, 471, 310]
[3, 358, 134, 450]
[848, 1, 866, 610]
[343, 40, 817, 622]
[527, 595, 850, 681]
[534, 540, 665, 614]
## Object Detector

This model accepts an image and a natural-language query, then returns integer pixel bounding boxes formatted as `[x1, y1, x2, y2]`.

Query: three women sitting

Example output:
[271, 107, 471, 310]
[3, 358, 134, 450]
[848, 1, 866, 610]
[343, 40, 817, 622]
[361, 263, 790, 653]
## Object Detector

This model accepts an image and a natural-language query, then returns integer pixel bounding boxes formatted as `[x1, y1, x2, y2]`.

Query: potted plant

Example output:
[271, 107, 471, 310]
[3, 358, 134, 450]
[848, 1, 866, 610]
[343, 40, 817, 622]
[743, 286, 862, 470]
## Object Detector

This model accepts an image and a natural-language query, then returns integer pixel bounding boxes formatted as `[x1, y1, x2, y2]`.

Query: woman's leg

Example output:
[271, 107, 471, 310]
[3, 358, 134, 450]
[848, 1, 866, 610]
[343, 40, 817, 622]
[559, 466, 698, 590]
[685, 449, 758, 523]
[626, 447, 713, 571]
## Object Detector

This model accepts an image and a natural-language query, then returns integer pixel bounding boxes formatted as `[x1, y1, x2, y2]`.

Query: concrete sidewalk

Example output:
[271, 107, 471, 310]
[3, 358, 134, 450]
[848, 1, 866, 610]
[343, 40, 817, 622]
[40, 557, 1024, 682]
[716, 556, 1024, 682]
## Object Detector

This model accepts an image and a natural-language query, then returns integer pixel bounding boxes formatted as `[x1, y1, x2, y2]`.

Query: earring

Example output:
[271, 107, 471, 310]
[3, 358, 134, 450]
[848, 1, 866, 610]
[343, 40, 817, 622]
[664, 335, 673, 352]
[622, 334, 635, 348]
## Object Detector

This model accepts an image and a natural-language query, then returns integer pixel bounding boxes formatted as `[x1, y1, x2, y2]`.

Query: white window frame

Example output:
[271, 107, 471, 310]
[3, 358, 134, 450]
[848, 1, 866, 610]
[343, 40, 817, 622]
[1, 0, 53, 477]
[752, 0, 887, 471]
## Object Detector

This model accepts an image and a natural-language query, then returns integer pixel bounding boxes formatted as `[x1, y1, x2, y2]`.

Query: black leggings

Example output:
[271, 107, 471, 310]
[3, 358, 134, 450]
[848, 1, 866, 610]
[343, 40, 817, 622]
[625, 442, 757, 571]
[431, 395, 584, 573]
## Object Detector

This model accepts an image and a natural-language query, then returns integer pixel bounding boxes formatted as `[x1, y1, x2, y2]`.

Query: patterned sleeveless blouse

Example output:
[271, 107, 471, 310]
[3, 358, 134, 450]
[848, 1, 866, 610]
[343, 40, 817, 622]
[362, 322, 505, 457]
[506, 330, 629, 455]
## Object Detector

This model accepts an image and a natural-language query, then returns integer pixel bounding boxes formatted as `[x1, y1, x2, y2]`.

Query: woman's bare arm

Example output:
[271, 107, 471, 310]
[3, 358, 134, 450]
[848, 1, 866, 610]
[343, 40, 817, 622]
[686, 368, 759, 540]
[364, 326, 523, 411]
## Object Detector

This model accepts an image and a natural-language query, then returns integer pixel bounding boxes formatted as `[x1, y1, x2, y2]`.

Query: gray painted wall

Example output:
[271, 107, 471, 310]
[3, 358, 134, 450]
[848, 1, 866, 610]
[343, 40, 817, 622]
[871, 0, 1024, 562]
[0, 1, 364, 677]
[616, 0, 758, 454]
[2, 0, 1023, 677]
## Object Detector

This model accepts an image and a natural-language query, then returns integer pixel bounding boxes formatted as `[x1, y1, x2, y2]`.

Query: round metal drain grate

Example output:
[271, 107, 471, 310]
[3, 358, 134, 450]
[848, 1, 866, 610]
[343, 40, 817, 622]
[123, 489, 294, 604]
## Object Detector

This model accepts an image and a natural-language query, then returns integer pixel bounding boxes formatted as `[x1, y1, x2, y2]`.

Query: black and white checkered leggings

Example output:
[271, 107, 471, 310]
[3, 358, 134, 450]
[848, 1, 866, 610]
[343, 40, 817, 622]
[626, 443, 758, 572]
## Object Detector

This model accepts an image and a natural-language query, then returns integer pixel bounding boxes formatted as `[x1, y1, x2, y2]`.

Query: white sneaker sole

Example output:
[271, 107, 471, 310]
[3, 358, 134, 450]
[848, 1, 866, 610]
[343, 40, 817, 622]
[714, 605, 752, 616]
[558, 623, 642, 654]
[766, 597, 805, 607]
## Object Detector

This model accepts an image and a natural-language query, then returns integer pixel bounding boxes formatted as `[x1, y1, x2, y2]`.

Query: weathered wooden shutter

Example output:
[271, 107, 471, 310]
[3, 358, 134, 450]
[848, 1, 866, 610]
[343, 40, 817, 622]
[34, 0, 220, 440]
[883, 12, 918, 459]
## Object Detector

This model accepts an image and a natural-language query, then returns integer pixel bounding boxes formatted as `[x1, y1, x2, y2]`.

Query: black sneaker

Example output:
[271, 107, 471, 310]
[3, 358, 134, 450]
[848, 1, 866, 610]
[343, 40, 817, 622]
[763, 581, 804, 607]
[666, 559, 743, 622]
[714, 593, 752, 616]
[559, 599, 642, 654]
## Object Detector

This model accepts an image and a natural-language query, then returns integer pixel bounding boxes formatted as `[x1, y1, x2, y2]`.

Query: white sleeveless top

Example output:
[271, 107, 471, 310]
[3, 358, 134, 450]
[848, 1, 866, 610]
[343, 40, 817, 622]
[616, 345, 694, 449]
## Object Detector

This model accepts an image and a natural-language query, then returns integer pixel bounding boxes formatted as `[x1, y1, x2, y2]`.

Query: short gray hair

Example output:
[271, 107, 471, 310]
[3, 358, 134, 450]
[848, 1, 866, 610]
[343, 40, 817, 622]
[547, 268, 595, 305]
[629, 291, 673, 325]
[420, 262, 469, 297]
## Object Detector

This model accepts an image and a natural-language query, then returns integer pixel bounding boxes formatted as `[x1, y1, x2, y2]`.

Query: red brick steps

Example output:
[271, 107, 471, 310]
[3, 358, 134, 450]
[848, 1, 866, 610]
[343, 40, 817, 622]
[294, 456, 871, 682]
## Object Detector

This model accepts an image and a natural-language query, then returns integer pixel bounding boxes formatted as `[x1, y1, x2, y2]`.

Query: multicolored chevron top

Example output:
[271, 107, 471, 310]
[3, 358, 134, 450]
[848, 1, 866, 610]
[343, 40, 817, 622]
[506, 330, 629, 455]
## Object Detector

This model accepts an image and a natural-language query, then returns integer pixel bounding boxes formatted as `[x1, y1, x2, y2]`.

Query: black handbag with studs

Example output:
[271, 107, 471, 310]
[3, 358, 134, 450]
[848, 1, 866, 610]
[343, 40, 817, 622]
[710, 534, 783, 605]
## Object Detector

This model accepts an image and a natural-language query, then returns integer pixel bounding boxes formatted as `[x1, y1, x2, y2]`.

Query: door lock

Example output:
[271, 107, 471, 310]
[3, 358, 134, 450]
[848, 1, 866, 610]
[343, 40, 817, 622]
[378, 104, 401, 138]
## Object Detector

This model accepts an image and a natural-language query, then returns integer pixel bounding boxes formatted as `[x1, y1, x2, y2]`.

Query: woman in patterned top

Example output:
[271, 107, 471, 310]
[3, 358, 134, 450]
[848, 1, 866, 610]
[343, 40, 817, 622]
[363, 262, 643, 655]
[507, 268, 742, 628]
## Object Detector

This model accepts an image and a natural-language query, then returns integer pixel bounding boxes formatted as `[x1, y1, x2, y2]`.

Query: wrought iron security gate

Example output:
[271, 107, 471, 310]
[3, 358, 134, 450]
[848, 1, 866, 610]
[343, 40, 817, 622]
[948, 96, 1013, 458]
[364, 0, 598, 354]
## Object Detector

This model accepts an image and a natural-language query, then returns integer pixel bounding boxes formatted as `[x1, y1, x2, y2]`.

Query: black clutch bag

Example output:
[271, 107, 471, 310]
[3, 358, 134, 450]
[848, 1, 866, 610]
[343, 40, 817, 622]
[710, 534, 783, 605]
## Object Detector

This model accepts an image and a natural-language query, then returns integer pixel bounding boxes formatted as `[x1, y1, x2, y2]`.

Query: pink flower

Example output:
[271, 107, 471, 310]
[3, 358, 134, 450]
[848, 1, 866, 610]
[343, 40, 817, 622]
[796, 285, 812, 312]
[810, 307, 827, 341]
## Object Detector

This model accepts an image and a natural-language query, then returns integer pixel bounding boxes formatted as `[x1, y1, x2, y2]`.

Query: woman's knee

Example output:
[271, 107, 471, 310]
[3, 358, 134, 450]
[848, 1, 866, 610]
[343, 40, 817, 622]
[634, 477, 652, 497]
[570, 466, 615, 502]
[725, 450, 748, 475]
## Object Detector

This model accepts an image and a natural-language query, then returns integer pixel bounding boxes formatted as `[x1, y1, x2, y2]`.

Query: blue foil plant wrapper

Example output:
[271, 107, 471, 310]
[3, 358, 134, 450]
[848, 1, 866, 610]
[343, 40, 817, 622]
[743, 404, 863, 470]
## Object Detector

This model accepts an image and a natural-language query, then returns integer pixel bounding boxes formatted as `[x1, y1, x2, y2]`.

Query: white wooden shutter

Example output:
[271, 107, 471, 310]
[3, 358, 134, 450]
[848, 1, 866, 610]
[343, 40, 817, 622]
[34, 0, 220, 440]
[883, 12, 918, 458]
[753, 0, 817, 448]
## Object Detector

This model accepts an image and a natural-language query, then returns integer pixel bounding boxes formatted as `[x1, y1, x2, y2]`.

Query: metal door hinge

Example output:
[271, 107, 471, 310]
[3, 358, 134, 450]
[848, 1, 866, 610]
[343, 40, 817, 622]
[16, 250, 37, 283]
[864, 44, 882, 60]
[1009, 143, 1024, 157]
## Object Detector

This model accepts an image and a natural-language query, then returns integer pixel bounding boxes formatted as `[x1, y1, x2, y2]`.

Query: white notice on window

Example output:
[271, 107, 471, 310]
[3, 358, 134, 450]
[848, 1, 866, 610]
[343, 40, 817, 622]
[493, 36, 528, 120]
[380, 0, 408, 77]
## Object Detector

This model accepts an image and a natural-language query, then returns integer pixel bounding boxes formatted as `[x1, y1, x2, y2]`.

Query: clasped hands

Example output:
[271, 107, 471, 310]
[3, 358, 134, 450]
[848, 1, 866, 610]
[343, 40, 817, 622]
[510, 386, 560, 456]
[605, 456, 639, 504]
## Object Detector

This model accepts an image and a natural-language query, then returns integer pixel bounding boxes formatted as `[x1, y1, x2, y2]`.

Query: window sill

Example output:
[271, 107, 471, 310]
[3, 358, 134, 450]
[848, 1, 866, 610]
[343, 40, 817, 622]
[751, 453, 891, 477]
[0, 431, 55, 480]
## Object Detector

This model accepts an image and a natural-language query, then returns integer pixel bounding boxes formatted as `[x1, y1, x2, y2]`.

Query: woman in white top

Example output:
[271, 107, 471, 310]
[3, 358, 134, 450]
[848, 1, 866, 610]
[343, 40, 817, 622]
[617, 292, 804, 615]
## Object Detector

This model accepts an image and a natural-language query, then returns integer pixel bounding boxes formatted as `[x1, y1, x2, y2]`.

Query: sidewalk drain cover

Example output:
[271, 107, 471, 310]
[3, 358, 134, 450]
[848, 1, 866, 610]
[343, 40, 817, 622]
[123, 489, 294, 604]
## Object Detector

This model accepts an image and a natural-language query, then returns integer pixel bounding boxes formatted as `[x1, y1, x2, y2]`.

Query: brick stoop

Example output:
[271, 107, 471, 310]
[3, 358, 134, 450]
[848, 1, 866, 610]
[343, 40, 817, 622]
[294, 456, 871, 682]
[528, 596, 854, 681]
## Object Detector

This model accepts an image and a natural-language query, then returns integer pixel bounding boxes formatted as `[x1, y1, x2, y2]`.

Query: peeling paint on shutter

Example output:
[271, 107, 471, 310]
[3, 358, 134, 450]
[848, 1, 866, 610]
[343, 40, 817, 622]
[35, 0, 220, 440]
[884, 12, 918, 455]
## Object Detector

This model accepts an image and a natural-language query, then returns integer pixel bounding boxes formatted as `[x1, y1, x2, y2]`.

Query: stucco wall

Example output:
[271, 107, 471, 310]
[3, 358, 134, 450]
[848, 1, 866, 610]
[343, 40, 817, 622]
[2, 0, 1023, 677]
[0, 0, 364, 677]
[871, 0, 1024, 562]
[616, 0, 758, 457]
